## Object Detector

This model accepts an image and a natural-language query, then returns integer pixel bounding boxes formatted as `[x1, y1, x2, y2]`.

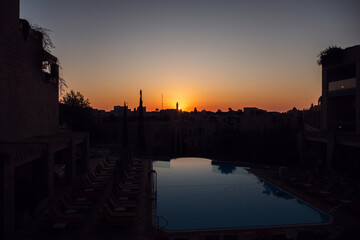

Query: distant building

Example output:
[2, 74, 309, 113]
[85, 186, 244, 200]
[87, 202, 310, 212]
[90, 105, 294, 156]
[216, 107, 283, 133]
[111, 105, 131, 118]
[303, 98, 322, 130]
[242, 107, 272, 132]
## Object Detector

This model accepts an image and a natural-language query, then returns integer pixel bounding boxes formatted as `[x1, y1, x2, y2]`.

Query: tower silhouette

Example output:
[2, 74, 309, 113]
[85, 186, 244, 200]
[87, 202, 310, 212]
[137, 90, 145, 154]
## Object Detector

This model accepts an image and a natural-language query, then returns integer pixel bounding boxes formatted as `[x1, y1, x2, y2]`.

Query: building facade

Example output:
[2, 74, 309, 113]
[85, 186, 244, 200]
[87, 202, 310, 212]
[321, 45, 360, 133]
[301, 45, 360, 172]
[0, 1, 89, 238]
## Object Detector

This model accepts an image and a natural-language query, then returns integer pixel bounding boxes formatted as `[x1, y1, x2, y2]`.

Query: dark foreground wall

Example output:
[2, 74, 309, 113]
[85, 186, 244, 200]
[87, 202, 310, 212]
[0, 0, 59, 142]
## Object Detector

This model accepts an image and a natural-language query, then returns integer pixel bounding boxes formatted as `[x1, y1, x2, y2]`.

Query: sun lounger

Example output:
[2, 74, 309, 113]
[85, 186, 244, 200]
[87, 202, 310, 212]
[107, 196, 136, 210]
[107, 200, 136, 213]
[94, 168, 113, 176]
[316, 183, 346, 198]
[88, 173, 110, 183]
[46, 207, 85, 225]
[79, 180, 104, 189]
[59, 198, 91, 213]
[64, 192, 93, 206]
[100, 204, 136, 224]
[120, 177, 140, 185]
[82, 177, 106, 187]
[122, 170, 141, 179]
[71, 185, 100, 199]
[117, 182, 140, 190]
[307, 179, 336, 195]
[326, 186, 354, 204]
[103, 203, 135, 217]
[89, 171, 110, 179]
[111, 190, 138, 200]
[112, 186, 138, 198]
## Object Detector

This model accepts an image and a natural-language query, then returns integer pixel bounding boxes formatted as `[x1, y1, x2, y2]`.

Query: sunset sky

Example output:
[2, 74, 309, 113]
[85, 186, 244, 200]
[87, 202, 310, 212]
[20, 0, 360, 112]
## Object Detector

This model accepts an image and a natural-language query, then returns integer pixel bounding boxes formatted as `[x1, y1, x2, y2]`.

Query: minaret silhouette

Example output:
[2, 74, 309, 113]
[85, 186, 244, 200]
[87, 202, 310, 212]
[139, 90, 143, 108]
[137, 90, 145, 154]
[176, 102, 179, 111]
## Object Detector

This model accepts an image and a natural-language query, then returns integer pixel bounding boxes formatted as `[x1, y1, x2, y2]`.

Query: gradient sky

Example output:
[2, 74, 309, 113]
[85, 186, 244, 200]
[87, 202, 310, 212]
[20, 0, 360, 112]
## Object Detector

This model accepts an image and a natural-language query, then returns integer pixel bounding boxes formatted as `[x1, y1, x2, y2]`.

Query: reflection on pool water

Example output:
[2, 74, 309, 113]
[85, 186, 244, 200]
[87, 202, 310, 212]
[153, 157, 330, 231]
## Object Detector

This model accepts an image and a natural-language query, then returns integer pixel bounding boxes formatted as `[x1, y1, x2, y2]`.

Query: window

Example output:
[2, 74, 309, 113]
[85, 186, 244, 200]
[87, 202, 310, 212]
[328, 78, 356, 91]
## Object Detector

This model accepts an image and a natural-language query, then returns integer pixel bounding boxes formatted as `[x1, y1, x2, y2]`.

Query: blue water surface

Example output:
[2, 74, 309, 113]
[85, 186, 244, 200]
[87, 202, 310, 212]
[153, 157, 330, 231]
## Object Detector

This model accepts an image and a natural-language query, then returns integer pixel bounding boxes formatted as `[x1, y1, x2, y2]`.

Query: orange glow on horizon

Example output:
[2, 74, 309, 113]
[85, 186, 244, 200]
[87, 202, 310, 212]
[88, 94, 318, 113]
[62, 44, 322, 114]
[66, 63, 321, 113]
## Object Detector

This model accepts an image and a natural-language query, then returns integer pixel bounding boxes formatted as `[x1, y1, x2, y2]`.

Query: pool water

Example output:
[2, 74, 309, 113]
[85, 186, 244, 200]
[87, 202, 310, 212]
[153, 157, 330, 231]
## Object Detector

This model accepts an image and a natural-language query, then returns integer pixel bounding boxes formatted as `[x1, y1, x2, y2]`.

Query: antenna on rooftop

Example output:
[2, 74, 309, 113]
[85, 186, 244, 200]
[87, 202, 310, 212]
[161, 94, 163, 110]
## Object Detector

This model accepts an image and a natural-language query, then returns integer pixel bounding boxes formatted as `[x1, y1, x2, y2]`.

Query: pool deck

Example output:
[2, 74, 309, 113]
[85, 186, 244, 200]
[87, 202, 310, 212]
[12, 157, 360, 240]
[249, 168, 360, 228]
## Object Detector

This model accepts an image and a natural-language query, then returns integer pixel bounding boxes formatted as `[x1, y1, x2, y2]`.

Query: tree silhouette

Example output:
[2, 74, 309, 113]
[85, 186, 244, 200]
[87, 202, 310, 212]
[59, 90, 92, 132]
[218, 164, 236, 174]
[317, 45, 344, 66]
[60, 90, 91, 108]
[30, 23, 55, 52]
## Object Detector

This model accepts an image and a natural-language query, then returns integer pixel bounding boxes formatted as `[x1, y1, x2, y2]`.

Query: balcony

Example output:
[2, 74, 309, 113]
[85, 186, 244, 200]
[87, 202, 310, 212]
[42, 51, 59, 84]
[327, 121, 356, 132]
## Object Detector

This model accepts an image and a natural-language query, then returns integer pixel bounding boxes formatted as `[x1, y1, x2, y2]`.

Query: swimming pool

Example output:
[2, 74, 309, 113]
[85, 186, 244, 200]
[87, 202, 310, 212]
[153, 157, 330, 231]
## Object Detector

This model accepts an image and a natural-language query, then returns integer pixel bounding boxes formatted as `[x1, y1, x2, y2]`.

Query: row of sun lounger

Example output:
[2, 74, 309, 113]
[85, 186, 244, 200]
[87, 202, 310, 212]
[44, 156, 144, 229]
[154, 229, 337, 240]
[99, 158, 144, 226]
[277, 169, 360, 216]
[46, 157, 117, 228]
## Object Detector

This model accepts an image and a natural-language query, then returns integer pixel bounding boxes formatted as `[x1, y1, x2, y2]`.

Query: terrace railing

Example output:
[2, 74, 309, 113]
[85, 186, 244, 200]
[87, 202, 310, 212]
[304, 131, 330, 143]
[0, 143, 46, 166]
[338, 134, 360, 147]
